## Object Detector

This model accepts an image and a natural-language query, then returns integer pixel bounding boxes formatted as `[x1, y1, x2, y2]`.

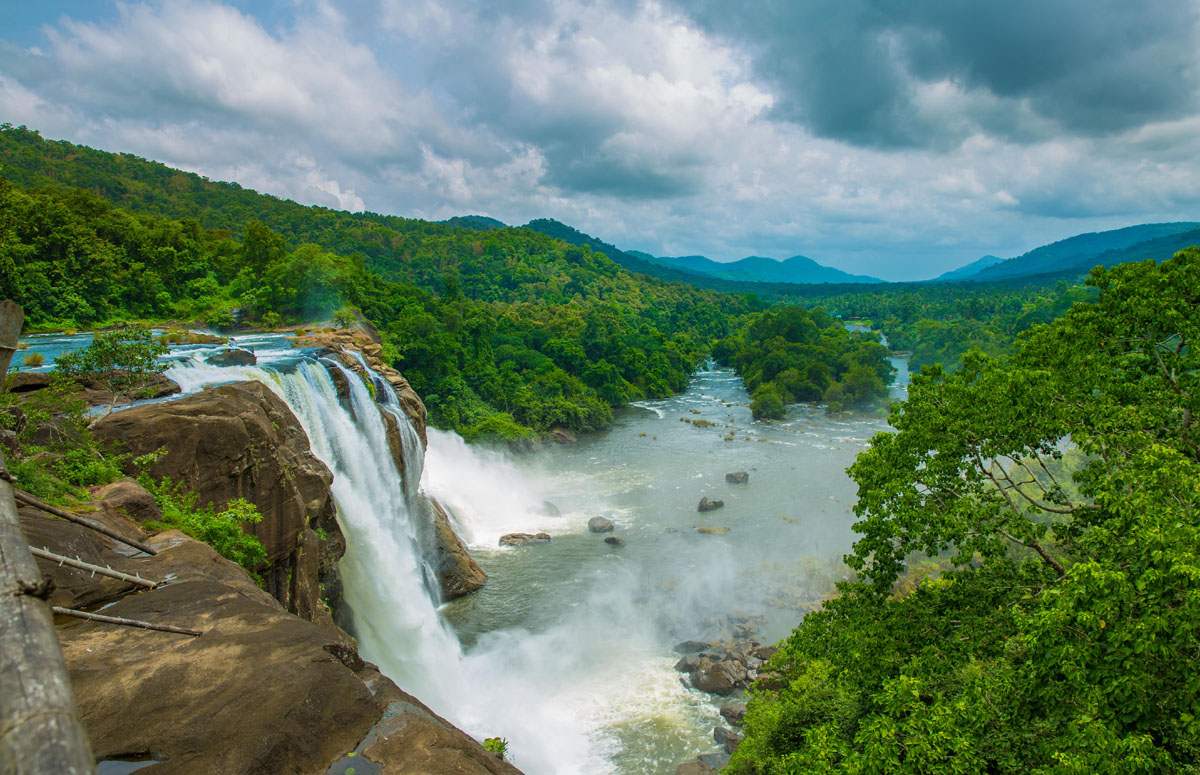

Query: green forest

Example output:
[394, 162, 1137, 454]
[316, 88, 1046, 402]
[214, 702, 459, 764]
[4, 122, 1200, 774]
[730, 251, 1200, 774]
[0, 124, 894, 440]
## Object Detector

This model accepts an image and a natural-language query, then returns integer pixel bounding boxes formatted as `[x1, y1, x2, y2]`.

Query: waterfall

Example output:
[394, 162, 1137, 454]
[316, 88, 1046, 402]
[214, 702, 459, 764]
[166, 352, 607, 775]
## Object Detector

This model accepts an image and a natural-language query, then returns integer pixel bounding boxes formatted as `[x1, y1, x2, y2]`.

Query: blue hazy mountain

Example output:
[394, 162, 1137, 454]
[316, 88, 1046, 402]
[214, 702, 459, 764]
[951, 223, 1200, 282]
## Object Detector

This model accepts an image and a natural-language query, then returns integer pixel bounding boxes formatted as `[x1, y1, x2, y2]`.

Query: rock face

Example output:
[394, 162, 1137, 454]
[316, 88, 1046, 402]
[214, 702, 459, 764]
[697, 497, 724, 512]
[429, 498, 488, 600]
[93, 380, 336, 620]
[27, 504, 522, 775]
[500, 532, 551, 546]
[588, 516, 615, 533]
[725, 471, 749, 484]
[293, 327, 427, 444]
[206, 347, 257, 367]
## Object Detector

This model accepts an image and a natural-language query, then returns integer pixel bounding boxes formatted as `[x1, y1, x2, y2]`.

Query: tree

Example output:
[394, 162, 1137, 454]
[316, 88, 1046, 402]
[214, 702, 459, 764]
[732, 249, 1200, 774]
[53, 325, 168, 422]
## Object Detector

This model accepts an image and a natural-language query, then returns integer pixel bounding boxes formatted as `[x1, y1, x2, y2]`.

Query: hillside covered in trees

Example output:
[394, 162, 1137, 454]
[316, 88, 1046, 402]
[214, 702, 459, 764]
[0, 125, 893, 439]
[731, 250, 1200, 774]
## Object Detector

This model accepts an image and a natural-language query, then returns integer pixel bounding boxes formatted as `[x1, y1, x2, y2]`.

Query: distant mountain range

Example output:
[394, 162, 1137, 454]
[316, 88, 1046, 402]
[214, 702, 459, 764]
[447, 213, 1200, 289]
[934, 223, 1200, 283]
[635, 252, 882, 285]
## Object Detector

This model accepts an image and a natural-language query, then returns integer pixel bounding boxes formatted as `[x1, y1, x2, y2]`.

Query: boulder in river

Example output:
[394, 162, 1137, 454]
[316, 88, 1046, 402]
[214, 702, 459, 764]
[499, 532, 551, 546]
[720, 701, 748, 725]
[697, 497, 724, 512]
[588, 516, 615, 533]
[715, 726, 743, 754]
[205, 347, 257, 367]
[725, 471, 749, 484]
[691, 659, 749, 695]
[604, 536, 626, 547]
[430, 498, 488, 599]
[674, 639, 710, 654]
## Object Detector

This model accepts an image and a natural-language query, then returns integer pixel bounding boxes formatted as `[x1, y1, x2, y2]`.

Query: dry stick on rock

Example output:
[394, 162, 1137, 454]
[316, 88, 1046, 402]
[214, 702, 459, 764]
[52, 606, 202, 637]
[29, 546, 160, 589]
[0, 300, 96, 774]
[12, 488, 158, 556]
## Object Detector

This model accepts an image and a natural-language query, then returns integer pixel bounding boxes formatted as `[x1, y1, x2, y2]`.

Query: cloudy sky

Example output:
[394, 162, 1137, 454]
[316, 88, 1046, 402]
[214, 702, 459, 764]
[2, 0, 1199, 280]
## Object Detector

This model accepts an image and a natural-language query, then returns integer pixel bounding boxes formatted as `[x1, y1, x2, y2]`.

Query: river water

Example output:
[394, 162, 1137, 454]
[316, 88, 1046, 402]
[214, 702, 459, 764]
[15, 331, 907, 775]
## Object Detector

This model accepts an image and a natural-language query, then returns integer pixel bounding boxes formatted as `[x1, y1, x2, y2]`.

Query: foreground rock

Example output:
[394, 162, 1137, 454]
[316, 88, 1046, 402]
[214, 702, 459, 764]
[499, 532, 551, 546]
[588, 516, 614, 533]
[94, 380, 337, 621]
[697, 497, 724, 512]
[23, 503, 520, 775]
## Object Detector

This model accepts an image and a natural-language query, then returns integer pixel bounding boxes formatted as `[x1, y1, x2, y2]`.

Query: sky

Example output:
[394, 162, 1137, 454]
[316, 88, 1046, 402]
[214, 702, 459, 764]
[2, 1, 1199, 281]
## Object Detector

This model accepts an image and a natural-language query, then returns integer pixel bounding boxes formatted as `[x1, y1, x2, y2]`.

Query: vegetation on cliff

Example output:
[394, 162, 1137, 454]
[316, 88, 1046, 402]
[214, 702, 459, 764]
[731, 250, 1200, 774]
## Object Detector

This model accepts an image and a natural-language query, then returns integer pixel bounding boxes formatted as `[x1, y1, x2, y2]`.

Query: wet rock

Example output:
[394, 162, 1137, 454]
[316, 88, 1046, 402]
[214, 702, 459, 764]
[293, 329, 427, 444]
[499, 532, 551, 546]
[205, 347, 257, 367]
[588, 516, 615, 533]
[720, 701, 748, 725]
[725, 471, 749, 484]
[676, 761, 718, 775]
[429, 498, 487, 599]
[714, 726, 743, 754]
[699, 751, 731, 770]
[691, 660, 749, 695]
[548, 427, 577, 444]
[753, 644, 778, 661]
[697, 497, 724, 512]
[603, 536, 626, 547]
[674, 640, 710, 654]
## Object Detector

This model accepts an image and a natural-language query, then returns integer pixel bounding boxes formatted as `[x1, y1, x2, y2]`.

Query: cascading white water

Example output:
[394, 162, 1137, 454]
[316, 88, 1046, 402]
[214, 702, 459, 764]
[166, 353, 610, 774]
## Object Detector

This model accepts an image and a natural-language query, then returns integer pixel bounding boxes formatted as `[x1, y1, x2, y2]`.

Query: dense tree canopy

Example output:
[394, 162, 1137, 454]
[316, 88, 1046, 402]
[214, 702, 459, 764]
[732, 249, 1200, 774]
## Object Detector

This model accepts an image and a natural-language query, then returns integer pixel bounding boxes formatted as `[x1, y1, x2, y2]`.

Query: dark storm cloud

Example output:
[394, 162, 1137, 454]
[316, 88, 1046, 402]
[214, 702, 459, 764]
[674, 0, 1200, 148]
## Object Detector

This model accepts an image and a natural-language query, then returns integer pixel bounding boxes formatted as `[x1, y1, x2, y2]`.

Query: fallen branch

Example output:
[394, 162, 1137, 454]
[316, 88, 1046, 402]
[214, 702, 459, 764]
[12, 489, 158, 556]
[52, 606, 202, 637]
[29, 546, 159, 589]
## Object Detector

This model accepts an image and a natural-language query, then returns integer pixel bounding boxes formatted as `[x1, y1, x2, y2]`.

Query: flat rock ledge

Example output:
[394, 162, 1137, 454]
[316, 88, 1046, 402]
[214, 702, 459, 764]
[24, 502, 521, 775]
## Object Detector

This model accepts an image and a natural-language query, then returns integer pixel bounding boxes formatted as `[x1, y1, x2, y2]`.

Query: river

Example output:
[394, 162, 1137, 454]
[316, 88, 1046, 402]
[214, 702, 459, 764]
[14, 331, 907, 775]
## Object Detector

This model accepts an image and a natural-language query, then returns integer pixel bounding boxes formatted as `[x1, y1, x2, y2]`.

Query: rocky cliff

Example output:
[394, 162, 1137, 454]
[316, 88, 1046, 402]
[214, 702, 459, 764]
[23, 335, 507, 773]
[23, 500, 518, 774]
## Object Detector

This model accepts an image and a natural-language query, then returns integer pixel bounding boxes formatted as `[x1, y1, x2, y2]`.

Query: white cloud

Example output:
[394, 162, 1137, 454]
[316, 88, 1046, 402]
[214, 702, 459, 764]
[1, 0, 1199, 280]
